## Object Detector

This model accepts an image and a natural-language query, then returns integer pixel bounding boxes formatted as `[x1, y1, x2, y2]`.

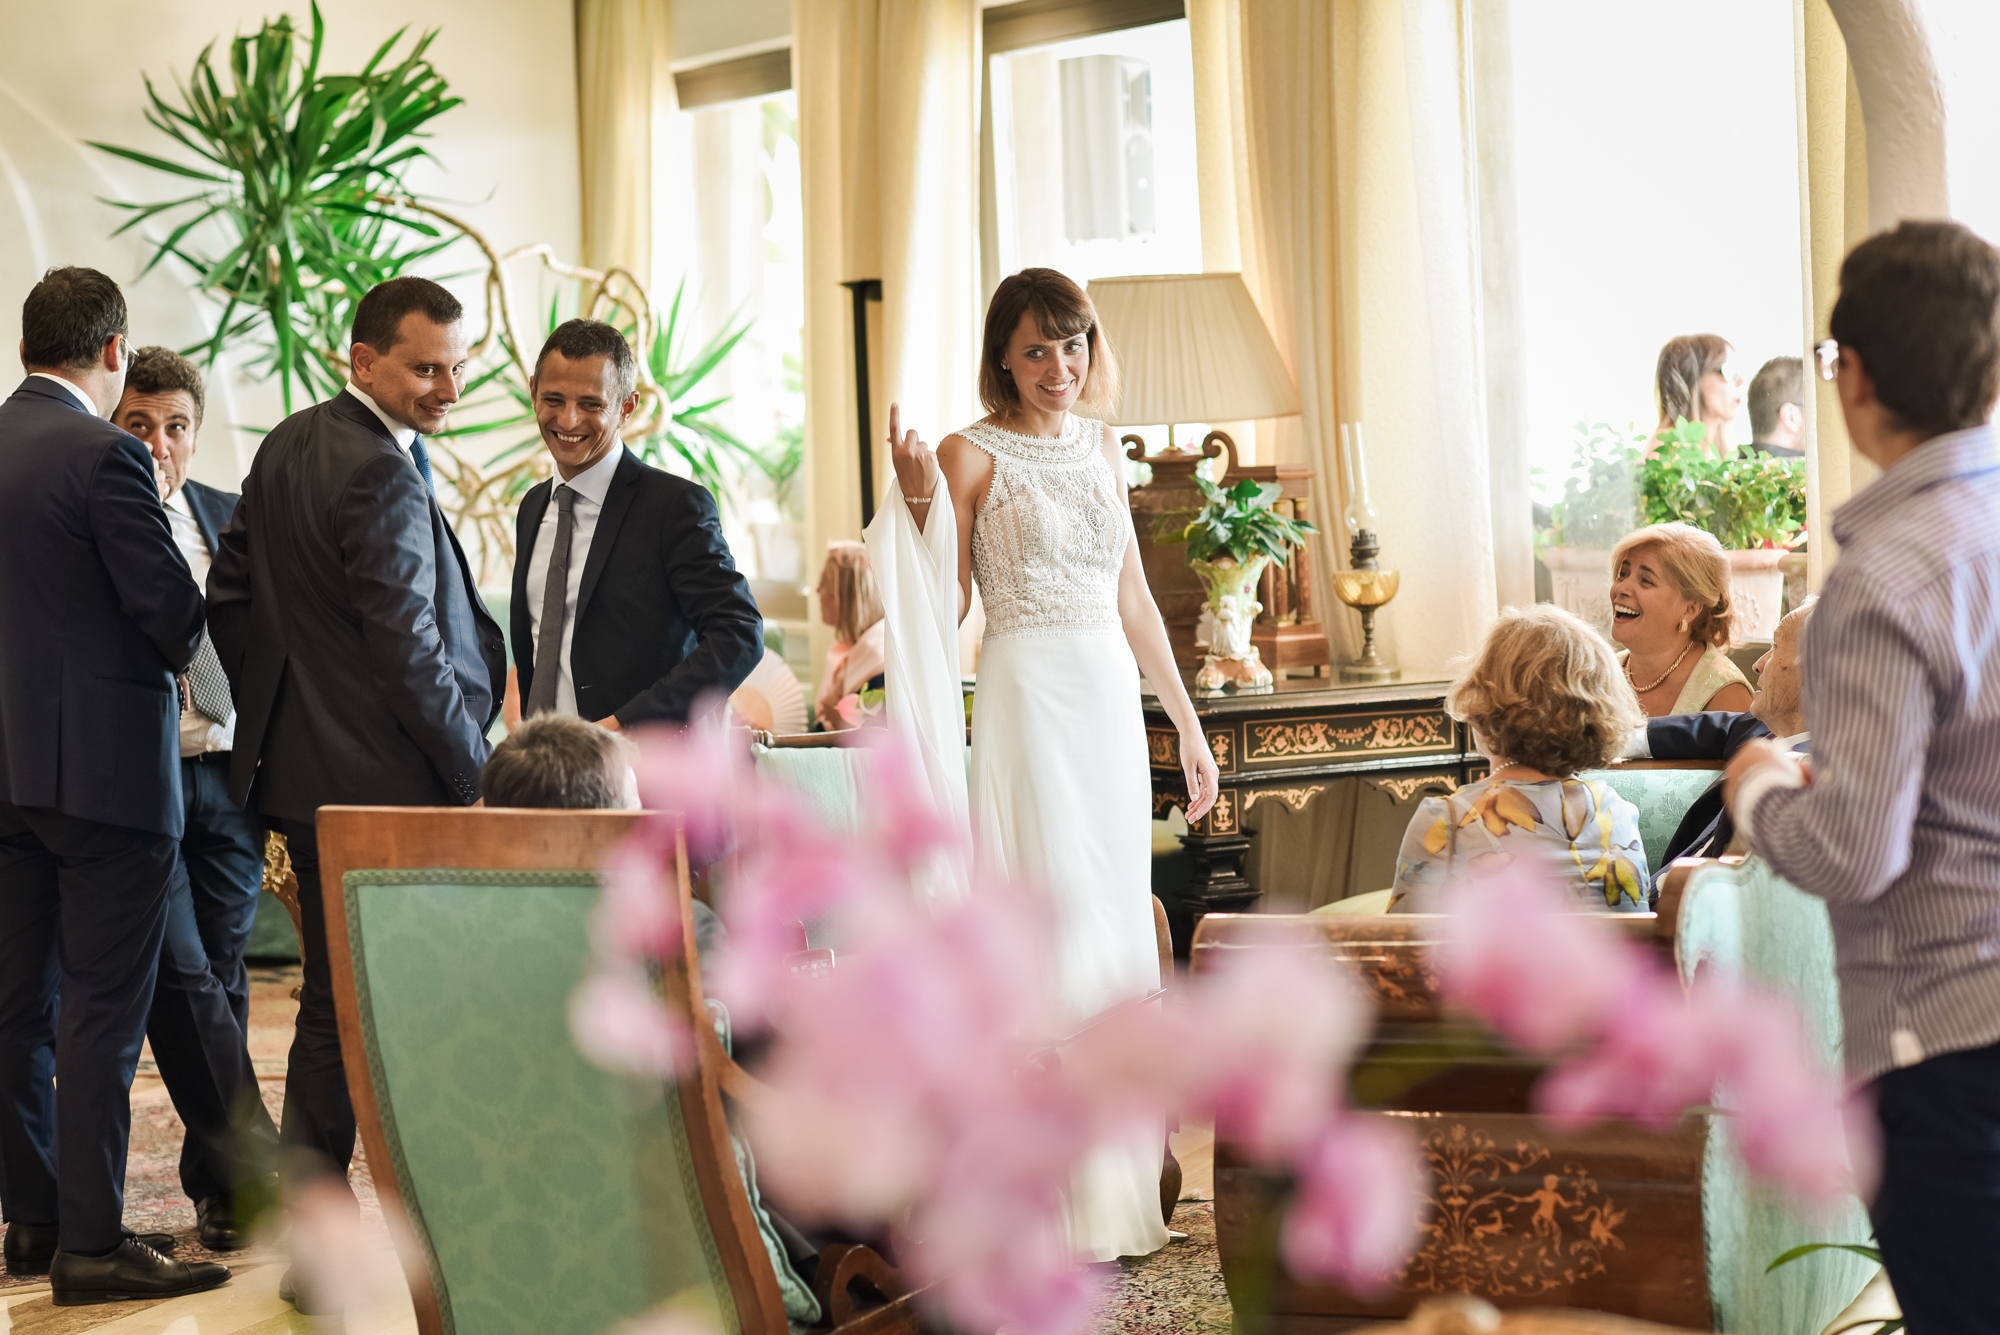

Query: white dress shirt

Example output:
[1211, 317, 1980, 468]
[166, 489, 234, 756]
[30, 372, 98, 415]
[525, 442, 626, 717]
[343, 381, 416, 453]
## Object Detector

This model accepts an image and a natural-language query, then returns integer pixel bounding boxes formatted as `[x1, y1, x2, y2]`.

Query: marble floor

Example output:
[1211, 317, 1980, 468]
[0, 1260, 416, 1335]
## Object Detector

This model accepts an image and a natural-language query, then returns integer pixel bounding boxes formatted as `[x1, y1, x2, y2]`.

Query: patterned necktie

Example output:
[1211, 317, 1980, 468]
[409, 437, 436, 494]
[185, 629, 234, 725]
[525, 484, 578, 717]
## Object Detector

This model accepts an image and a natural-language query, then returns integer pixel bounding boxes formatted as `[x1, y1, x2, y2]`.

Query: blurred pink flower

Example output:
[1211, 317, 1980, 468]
[594, 841, 685, 965]
[1281, 1113, 1427, 1293]
[569, 968, 691, 1077]
[1431, 862, 1637, 1055]
[629, 716, 752, 866]
[855, 732, 967, 870]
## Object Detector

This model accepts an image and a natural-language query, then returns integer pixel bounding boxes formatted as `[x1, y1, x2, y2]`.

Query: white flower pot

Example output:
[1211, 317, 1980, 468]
[1542, 546, 1614, 635]
[1727, 548, 1787, 640]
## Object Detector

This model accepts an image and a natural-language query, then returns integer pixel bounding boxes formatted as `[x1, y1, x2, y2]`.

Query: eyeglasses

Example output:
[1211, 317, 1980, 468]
[1814, 338, 1840, 382]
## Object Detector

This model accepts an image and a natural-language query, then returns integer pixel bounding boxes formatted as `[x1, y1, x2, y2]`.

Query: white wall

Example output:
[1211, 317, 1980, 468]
[0, 0, 580, 488]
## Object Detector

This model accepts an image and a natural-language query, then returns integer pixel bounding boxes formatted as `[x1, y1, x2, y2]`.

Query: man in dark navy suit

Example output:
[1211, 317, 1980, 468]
[207, 276, 505, 1311]
[509, 319, 761, 730]
[1626, 598, 1815, 871]
[112, 348, 276, 1252]
[0, 269, 231, 1303]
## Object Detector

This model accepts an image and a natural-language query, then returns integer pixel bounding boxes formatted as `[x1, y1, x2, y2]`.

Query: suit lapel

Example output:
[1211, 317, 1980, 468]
[576, 450, 643, 621]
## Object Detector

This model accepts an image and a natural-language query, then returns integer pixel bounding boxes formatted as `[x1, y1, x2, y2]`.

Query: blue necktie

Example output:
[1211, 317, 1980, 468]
[409, 437, 436, 494]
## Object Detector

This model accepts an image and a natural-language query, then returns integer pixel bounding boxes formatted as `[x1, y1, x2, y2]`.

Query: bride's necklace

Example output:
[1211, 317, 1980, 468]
[1626, 640, 1696, 694]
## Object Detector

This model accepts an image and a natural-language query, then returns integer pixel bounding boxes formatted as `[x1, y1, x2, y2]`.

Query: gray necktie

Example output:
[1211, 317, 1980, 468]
[526, 484, 577, 718]
[185, 629, 234, 725]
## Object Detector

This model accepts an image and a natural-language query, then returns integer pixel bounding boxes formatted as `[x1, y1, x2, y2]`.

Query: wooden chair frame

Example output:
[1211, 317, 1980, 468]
[318, 806, 917, 1335]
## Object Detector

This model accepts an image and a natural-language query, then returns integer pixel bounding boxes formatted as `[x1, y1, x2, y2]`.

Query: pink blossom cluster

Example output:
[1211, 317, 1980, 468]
[571, 722, 1427, 1335]
[1430, 863, 1872, 1207]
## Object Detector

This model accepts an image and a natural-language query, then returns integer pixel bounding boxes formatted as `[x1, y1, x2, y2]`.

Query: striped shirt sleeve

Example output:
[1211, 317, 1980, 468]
[1750, 568, 1936, 905]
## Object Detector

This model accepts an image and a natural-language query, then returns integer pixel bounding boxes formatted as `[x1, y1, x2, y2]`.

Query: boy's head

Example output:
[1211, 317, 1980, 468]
[1829, 221, 2000, 453]
[480, 715, 637, 810]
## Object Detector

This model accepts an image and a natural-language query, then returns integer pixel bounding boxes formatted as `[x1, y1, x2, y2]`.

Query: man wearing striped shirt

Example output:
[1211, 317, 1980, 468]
[1726, 220, 2000, 1333]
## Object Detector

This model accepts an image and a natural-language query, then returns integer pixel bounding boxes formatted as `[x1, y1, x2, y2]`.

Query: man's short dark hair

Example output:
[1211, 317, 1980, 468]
[480, 714, 629, 809]
[1747, 356, 1803, 441]
[533, 319, 638, 399]
[21, 267, 127, 370]
[350, 276, 464, 353]
[1829, 221, 2000, 436]
[125, 345, 206, 427]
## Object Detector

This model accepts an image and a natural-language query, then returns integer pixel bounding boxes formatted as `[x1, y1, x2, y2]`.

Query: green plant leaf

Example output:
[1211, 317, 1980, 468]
[1764, 1241, 1883, 1273]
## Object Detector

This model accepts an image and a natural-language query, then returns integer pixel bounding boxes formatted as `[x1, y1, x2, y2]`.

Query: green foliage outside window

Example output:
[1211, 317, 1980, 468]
[1640, 418, 1808, 550]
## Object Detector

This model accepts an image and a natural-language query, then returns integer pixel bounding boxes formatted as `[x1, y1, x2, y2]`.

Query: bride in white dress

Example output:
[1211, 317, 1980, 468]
[876, 268, 1219, 1261]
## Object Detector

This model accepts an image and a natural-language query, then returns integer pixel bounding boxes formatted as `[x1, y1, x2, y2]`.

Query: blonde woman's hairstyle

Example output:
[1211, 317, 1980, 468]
[1610, 522, 1736, 648]
[978, 268, 1120, 417]
[1655, 332, 1732, 430]
[1447, 604, 1646, 779]
[820, 541, 883, 646]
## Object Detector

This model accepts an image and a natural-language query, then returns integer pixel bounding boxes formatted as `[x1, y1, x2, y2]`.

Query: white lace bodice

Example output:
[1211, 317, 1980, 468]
[961, 416, 1130, 641]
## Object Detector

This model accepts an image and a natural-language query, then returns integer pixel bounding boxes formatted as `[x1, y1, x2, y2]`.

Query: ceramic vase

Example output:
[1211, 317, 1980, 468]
[1191, 554, 1274, 691]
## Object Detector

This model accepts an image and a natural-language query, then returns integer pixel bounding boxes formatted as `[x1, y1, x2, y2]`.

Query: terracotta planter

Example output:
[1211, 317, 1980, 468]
[1540, 546, 1614, 635]
[1726, 547, 1787, 640]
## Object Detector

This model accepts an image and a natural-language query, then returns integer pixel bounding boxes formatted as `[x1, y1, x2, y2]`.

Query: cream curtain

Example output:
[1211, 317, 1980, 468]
[1797, 0, 1874, 587]
[575, 0, 677, 287]
[1191, 0, 1500, 677]
[794, 0, 982, 670]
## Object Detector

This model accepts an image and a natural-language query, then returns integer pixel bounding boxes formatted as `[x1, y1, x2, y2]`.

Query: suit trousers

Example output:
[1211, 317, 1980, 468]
[273, 819, 356, 1186]
[0, 804, 173, 1253]
[1871, 1036, 2000, 1333]
[146, 755, 276, 1207]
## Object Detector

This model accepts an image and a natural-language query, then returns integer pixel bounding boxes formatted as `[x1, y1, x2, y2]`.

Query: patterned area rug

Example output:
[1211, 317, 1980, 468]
[1099, 1203, 1235, 1334]
[0, 965, 389, 1292]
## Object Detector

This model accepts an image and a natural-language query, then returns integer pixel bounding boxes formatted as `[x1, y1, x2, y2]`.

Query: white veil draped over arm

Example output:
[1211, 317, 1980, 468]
[864, 475, 969, 900]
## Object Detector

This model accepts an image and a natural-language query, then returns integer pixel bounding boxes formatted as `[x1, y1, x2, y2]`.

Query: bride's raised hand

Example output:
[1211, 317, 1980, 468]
[888, 402, 938, 513]
[1181, 729, 1220, 824]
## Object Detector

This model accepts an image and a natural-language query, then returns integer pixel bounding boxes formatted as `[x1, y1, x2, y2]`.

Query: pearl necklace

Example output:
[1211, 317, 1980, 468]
[1626, 640, 1695, 695]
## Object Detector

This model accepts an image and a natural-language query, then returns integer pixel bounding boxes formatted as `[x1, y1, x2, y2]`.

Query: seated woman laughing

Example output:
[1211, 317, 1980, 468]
[1389, 604, 1651, 914]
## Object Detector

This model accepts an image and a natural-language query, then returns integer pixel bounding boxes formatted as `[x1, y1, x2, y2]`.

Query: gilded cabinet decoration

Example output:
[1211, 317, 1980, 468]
[1243, 785, 1327, 814]
[1246, 711, 1454, 764]
[1399, 1125, 1625, 1297]
[1374, 775, 1458, 803]
[1147, 728, 1179, 769]
[1205, 789, 1239, 835]
[1207, 729, 1236, 773]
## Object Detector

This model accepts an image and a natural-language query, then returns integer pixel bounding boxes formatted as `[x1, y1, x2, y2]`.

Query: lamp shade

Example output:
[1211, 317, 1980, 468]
[1085, 273, 1301, 426]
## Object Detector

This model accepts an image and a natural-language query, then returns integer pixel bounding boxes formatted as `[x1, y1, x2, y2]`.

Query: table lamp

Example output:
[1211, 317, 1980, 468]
[1086, 273, 1325, 677]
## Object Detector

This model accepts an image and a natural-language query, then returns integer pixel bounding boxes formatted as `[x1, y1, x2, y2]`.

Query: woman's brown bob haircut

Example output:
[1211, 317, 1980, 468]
[1655, 333, 1732, 430]
[1448, 604, 1645, 779]
[979, 268, 1121, 417]
[1610, 522, 1736, 649]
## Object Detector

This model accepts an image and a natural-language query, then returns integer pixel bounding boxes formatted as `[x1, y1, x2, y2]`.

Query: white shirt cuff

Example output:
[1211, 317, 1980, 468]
[1733, 758, 1806, 849]
[1619, 725, 1651, 761]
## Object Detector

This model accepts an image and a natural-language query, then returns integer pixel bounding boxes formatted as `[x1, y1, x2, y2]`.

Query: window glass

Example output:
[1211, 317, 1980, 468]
[987, 18, 1201, 458]
[663, 90, 805, 590]
[1508, 3, 1807, 630]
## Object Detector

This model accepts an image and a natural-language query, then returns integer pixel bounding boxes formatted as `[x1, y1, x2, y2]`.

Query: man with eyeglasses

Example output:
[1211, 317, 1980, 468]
[0, 268, 230, 1302]
[1727, 222, 2000, 1332]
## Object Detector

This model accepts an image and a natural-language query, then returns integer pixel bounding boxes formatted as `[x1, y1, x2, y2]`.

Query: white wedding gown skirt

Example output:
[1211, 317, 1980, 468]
[972, 629, 1169, 1262]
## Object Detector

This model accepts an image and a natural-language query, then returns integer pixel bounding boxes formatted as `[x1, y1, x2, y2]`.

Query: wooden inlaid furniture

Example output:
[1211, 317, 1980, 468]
[1143, 672, 1477, 947]
[1193, 912, 1713, 1330]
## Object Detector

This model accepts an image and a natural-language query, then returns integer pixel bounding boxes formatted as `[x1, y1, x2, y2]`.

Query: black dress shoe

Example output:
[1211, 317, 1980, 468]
[49, 1238, 229, 1306]
[196, 1196, 243, 1251]
[3, 1224, 176, 1277]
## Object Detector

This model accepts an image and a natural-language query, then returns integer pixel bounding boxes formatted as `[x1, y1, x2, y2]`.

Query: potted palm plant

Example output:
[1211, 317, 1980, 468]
[1158, 475, 1316, 691]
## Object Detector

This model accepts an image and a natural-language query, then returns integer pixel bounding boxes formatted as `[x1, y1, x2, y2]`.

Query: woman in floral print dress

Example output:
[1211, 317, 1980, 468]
[1390, 605, 1651, 913]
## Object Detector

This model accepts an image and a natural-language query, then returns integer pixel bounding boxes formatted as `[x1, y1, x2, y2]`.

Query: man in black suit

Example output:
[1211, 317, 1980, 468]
[1628, 599, 1815, 870]
[113, 347, 276, 1250]
[510, 319, 761, 729]
[0, 268, 230, 1302]
[207, 277, 504, 1305]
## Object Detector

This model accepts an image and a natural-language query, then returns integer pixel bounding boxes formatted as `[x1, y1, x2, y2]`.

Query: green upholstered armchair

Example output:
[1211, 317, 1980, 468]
[317, 806, 920, 1335]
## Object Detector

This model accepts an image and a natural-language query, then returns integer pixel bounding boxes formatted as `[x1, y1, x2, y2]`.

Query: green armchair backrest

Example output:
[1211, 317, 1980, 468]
[1580, 765, 1721, 873]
